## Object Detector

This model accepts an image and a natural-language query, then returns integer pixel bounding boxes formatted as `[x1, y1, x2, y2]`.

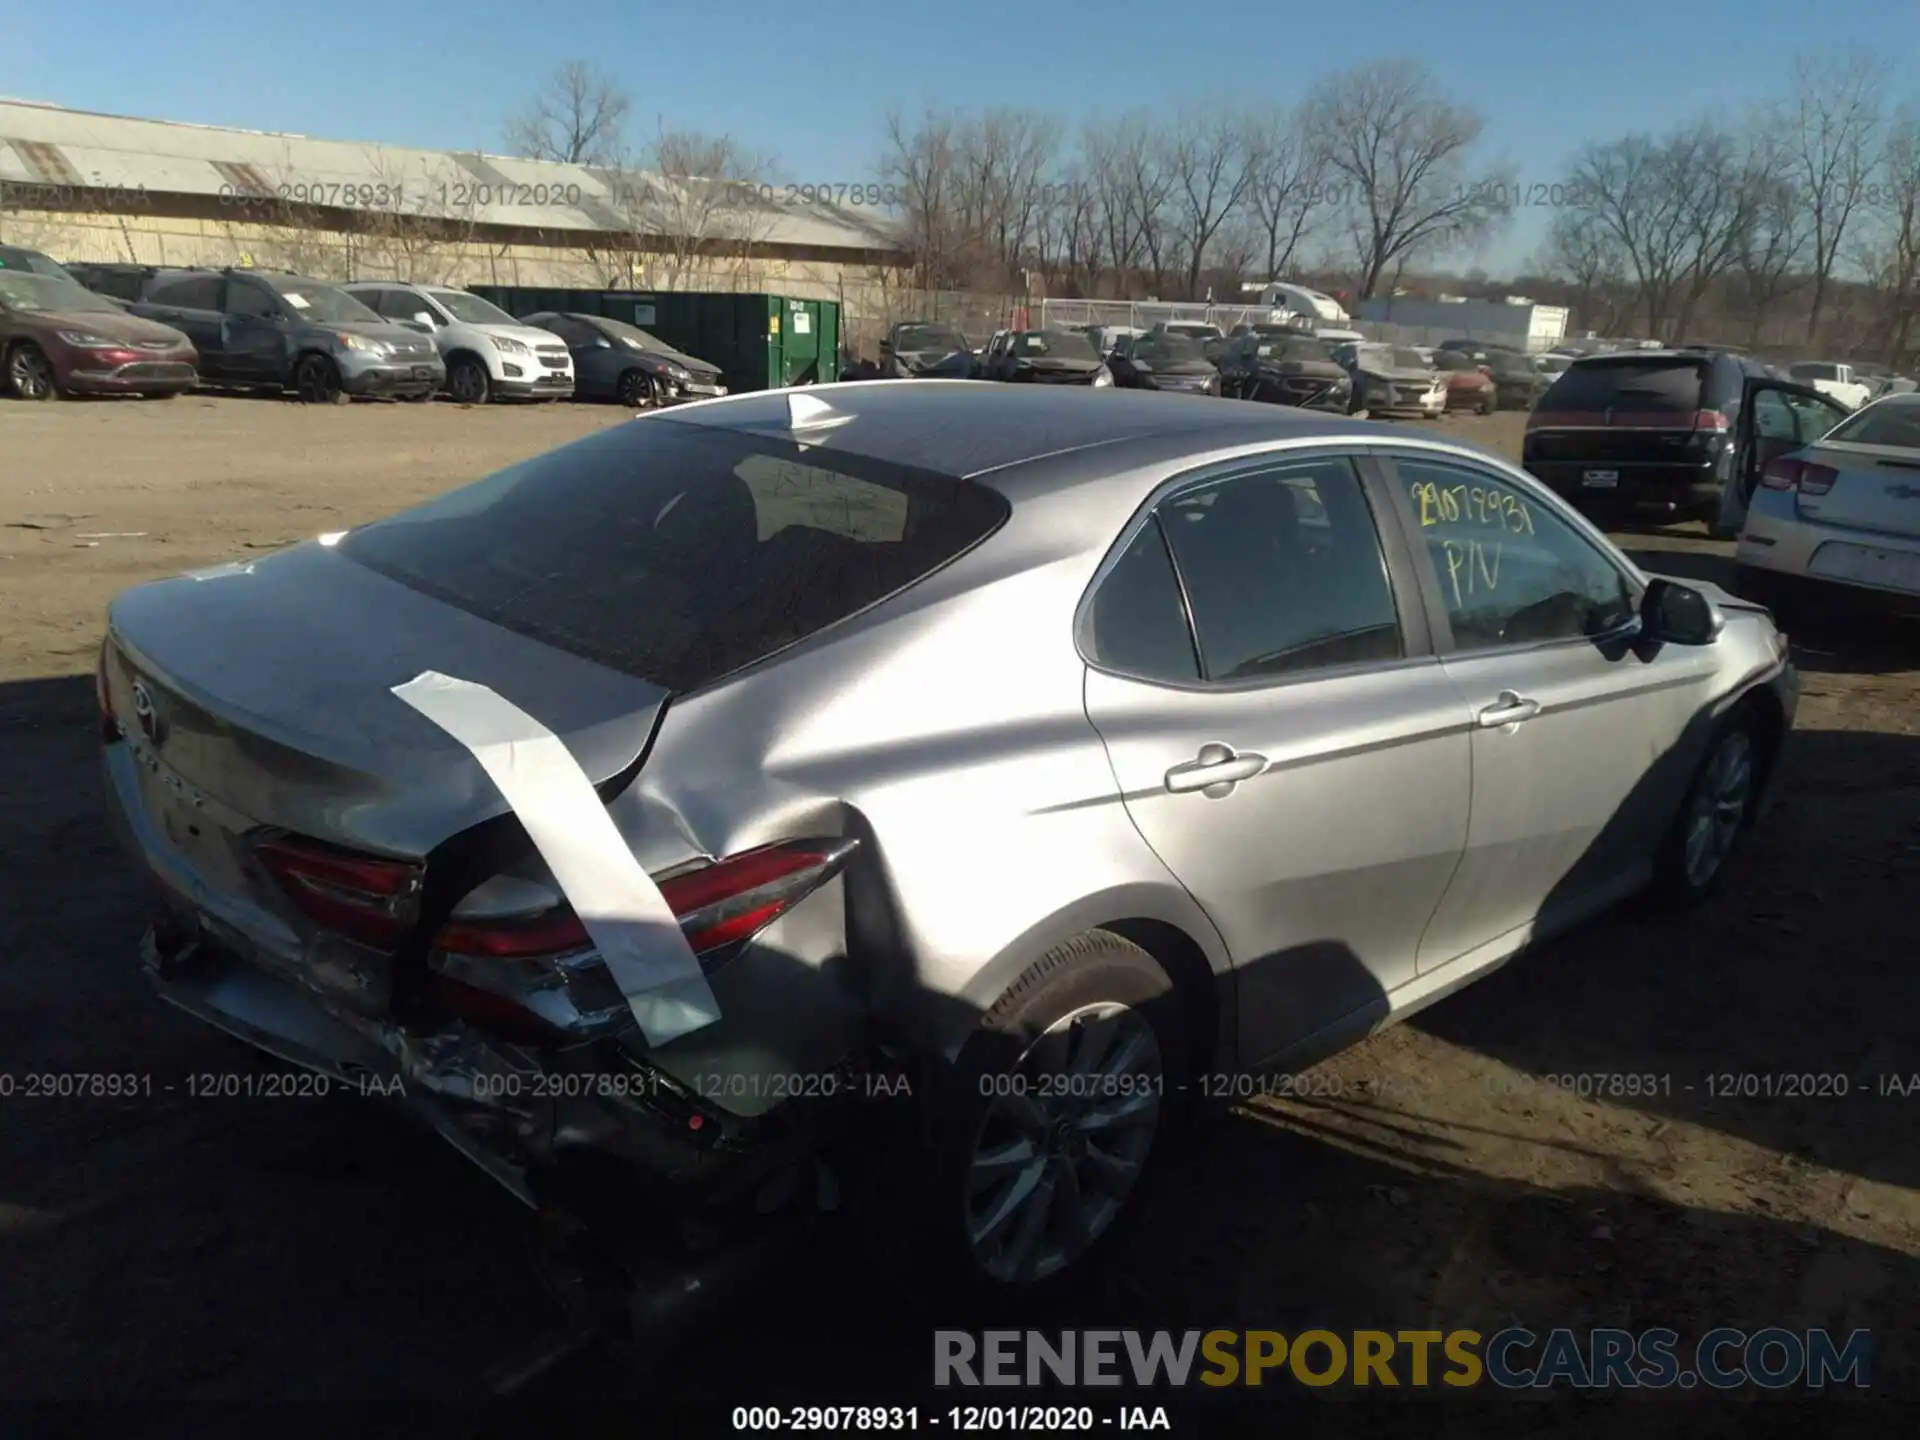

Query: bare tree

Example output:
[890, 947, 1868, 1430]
[1243, 105, 1325, 281]
[1782, 49, 1885, 346]
[1665, 122, 1770, 341]
[1032, 162, 1104, 295]
[1083, 125, 1147, 293]
[1855, 107, 1920, 364]
[948, 109, 1060, 287]
[356, 149, 486, 284]
[880, 106, 964, 289]
[1163, 110, 1253, 298]
[1306, 59, 1513, 300]
[1732, 121, 1811, 348]
[1537, 209, 1630, 334]
[637, 128, 777, 290]
[506, 62, 631, 166]
[1100, 114, 1175, 294]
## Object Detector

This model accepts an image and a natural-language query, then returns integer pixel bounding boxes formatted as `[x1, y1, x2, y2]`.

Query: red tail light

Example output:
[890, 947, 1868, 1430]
[1694, 410, 1730, 433]
[1759, 457, 1839, 494]
[431, 837, 860, 967]
[255, 835, 423, 949]
[422, 837, 858, 1041]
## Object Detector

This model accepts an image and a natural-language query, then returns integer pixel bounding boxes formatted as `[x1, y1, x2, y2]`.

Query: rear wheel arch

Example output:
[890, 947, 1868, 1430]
[933, 905, 1230, 1076]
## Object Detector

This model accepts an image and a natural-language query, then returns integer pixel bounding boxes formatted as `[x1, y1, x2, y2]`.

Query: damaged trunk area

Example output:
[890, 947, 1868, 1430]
[100, 414, 1010, 1349]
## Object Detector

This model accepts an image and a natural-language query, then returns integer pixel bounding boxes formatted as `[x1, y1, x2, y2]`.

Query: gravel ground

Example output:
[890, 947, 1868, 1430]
[0, 394, 1914, 1432]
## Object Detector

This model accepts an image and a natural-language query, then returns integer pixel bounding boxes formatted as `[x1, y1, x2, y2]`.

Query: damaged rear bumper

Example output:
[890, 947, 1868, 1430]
[135, 913, 825, 1221]
[138, 916, 838, 1222]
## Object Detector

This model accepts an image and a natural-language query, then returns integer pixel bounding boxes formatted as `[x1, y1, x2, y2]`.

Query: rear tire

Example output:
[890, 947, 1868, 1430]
[912, 931, 1190, 1313]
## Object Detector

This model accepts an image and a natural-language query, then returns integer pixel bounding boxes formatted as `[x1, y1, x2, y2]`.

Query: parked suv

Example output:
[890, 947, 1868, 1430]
[1523, 349, 1770, 522]
[343, 282, 573, 403]
[127, 268, 444, 402]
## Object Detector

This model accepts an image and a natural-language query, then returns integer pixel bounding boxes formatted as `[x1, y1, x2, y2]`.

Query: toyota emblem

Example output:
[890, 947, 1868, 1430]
[131, 680, 166, 746]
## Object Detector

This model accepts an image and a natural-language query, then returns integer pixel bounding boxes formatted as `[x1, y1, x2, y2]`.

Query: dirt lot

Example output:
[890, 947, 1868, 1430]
[1, 396, 1915, 1430]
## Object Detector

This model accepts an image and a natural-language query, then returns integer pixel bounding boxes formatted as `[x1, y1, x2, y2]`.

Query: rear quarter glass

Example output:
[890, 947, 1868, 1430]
[337, 418, 1011, 695]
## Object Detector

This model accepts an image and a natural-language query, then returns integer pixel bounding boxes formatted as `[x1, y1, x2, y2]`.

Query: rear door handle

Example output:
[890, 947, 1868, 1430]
[1164, 743, 1268, 794]
[1477, 691, 1541, 727]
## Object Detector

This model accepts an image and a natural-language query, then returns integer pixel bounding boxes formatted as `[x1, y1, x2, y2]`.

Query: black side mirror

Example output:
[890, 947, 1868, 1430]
[1641, 577, 1722, 646]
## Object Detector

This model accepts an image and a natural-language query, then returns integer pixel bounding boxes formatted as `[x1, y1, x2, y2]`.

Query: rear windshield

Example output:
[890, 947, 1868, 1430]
[1542, 359, 1705, 413]
[338, 420, 1010, 693]
[1789, 362, 1840, 382]
[1821, 395, 1920, 448]
[1015, 329, 1099, 360]
[1256, 337, 1333, 362]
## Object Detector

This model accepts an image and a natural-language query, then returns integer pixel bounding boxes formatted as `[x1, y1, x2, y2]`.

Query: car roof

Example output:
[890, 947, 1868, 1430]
[1570, 349, 1716, 364]
[657, 380, 1383, 483]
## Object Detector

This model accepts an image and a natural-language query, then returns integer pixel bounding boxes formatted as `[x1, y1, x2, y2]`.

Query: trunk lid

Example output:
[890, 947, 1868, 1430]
[1798, 440, 1920, 538]
[105, 541, 667, 860]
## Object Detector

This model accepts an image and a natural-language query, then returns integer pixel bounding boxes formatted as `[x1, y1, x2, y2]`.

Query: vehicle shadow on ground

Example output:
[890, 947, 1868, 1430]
[582, 1097, 1911, 1425]
[1410, 721, 1920, 1199]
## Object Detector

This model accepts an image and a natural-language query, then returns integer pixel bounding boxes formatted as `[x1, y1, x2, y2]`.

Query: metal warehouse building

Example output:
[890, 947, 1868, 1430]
[0, 99, 909, 299]
[1354, 295, 1570, 352]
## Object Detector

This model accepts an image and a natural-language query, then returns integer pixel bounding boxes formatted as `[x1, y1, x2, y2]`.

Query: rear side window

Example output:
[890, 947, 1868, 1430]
[1157, 457, 1403, 681]
[338, 420, 1010, 693]
[146, 274, 222, 309]
[1086, 520, 1200, 683]
[1822, 396, 1920, 447]
[1541, 360, 1705, 414]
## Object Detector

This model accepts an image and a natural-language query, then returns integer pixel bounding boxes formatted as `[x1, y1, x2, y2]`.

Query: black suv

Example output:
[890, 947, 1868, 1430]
[123, 267, 444, 402]
[66, 262, 158, 301]
[1522, 349, 1771, 522]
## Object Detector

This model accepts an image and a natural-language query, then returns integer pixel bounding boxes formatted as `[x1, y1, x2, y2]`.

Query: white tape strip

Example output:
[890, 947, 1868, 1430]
[392, 670, 720, 1047]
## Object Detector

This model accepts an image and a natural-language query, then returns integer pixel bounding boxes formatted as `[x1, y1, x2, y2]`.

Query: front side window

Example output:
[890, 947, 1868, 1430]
[1155, 457, 1403, 682]
[1394, 458, 1637, 651]
[225, 281, 280, 319]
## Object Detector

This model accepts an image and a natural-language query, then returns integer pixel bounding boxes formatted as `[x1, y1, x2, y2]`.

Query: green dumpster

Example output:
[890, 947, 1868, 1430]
[467, 287, 839, 394]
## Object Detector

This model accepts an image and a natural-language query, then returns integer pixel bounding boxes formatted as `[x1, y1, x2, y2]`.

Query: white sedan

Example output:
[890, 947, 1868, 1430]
[1732, 389, 1920, 621]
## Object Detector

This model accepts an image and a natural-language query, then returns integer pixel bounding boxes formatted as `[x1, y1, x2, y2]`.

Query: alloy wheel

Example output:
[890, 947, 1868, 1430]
[9, 345, 54, 400]
[962, 1001, 1162, 1285]
[1683, 730, 1754, 889]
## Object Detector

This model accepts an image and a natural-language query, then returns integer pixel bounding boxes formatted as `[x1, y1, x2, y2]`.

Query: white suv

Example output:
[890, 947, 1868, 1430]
[343, 282, 574, 403]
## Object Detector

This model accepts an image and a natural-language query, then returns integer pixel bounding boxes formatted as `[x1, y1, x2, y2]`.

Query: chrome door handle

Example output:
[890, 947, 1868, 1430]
[1477, 691, 1541, 727]
[1164, 743, 1268, 794]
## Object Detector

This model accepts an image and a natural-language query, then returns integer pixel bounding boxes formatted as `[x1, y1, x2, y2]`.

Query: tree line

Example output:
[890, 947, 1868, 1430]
[511, 50, 1920, 361]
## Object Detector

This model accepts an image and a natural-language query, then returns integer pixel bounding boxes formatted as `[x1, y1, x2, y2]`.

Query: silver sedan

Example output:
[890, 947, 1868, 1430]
[100, 382, 1796, 1305]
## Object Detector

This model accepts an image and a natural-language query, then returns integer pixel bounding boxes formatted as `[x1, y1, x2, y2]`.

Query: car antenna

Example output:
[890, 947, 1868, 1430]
[786, 391, 852, 448]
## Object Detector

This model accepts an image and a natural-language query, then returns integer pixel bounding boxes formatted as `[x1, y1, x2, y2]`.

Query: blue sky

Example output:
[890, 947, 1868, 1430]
[4, 0, 1915, 274]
